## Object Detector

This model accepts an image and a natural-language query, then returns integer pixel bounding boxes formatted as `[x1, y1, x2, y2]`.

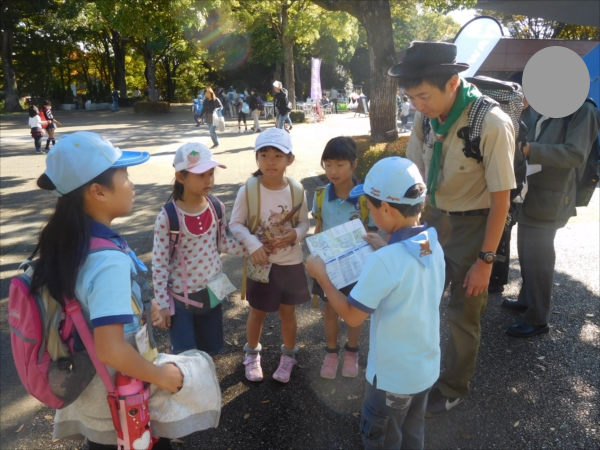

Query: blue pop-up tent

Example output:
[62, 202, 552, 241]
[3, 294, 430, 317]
[583, 44, 600, 107]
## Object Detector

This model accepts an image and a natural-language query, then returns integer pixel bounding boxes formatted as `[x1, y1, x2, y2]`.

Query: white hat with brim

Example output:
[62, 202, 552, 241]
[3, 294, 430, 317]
[254, 128, 292, 154]
[173, 142, 226, 174]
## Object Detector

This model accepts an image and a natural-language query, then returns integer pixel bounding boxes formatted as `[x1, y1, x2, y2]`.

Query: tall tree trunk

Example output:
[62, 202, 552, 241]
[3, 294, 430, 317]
[274, 61, 282, 86]
[294, 61, 302, 102]
[312, 0, 398, 142]
[358, 1, 397, 142]
[111, 29, 128, 98]
[145, 39, 158, 102]
[163, 57, 177, 103]
[1, 26, 22, 111]
[281, 5, 296, 109]
[101, 34, 115, 91]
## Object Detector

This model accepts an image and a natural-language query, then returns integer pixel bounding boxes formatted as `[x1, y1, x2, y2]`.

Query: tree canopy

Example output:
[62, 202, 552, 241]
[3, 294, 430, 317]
[1, 0, 596, 113]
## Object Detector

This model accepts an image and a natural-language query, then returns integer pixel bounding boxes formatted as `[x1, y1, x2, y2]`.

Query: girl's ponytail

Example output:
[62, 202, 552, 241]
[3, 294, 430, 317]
[30, 169, 116, 303]
[172, 170, 187, 201]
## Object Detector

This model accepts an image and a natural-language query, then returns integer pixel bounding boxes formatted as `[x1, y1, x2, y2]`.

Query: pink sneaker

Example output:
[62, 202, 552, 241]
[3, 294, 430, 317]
[273, 355, 297, 383]
[342, 350, 359, 378]
[243, 354, 263, 382]
[320, 352, 339, 379]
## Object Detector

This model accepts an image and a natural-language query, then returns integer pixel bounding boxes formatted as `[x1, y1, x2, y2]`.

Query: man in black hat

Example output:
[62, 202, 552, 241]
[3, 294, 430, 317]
[390, 41, 516, 417]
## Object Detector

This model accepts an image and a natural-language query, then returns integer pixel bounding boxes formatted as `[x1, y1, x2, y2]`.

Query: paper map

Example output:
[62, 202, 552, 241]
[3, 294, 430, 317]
[306, 219, 374, 289]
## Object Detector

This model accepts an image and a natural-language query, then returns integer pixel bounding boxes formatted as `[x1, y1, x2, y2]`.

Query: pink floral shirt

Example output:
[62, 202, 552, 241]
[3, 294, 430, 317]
[152, 199, 246, 310]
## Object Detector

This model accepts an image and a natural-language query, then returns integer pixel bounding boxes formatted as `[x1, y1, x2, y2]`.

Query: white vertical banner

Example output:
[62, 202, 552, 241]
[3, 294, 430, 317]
[454, 16, 503, 77]
[310, 57, 322, 100]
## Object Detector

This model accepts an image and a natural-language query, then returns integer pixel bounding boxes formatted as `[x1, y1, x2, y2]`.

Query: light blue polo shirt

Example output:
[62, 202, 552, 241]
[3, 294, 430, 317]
[347, 225, 445, 395]
[312, 183, 376, 231]
[74, 221, 145, 334]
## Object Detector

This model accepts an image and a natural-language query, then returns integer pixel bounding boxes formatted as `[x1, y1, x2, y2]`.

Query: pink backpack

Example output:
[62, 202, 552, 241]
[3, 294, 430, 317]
[8, 238, 123, 410]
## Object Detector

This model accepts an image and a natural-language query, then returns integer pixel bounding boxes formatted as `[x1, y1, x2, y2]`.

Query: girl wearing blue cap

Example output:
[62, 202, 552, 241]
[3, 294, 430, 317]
[32, 132, 221, 449]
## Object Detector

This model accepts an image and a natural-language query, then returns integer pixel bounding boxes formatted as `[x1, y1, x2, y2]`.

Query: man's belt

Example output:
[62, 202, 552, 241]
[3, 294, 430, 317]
[436, 208, 490, 217]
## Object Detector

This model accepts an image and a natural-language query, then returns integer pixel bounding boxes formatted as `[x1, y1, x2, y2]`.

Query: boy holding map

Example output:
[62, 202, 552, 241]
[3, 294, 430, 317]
[305, 157, 445, 450]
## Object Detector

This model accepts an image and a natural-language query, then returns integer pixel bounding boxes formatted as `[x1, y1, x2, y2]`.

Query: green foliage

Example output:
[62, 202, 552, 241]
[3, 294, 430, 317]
[134, 101, 170, 114]
[87, 82, 111, 103]
[402, 0, 477, 16]
[289, 110, 305, 123]
[392, 6, 461, 52]
[354, 135, 410, 181]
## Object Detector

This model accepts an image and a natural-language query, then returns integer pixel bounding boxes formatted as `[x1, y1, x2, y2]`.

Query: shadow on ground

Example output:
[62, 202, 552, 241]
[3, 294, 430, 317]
[1, 110, 598, 449]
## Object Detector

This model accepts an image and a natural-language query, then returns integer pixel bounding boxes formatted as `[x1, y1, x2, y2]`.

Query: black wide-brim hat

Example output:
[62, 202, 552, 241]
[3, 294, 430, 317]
[388, 41, 470, 78]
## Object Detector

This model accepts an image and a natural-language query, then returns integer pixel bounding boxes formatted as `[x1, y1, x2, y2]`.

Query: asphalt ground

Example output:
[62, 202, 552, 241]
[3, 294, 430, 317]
[0, 105, 598, 450]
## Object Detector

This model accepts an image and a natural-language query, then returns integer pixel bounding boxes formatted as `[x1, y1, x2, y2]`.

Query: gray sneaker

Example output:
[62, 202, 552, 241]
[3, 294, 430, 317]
[425, 388, 464, 418]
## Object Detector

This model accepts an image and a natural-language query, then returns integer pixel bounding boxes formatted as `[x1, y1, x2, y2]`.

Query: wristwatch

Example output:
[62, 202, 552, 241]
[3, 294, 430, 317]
[479, 251, 506, 264]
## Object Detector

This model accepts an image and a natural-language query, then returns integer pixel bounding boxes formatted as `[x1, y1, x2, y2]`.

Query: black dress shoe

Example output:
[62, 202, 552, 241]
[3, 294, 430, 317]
[505, 322, 549, 338]
[501, 299, 528, 312]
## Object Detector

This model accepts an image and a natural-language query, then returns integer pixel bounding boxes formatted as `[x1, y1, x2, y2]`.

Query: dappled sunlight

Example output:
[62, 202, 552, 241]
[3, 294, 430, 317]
[220, 377, 250, 408]
[579, 322, 599, 346]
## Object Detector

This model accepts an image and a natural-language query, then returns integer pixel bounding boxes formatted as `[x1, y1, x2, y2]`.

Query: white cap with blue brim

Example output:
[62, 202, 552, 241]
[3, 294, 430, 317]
[45, 131, 150, 196]
[349, 156, 427, 205]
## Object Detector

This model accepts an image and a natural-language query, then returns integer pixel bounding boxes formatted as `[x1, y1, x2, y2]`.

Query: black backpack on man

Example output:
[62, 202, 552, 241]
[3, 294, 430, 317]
[421, 75, 528, 292]
[564, 98, 600, 207]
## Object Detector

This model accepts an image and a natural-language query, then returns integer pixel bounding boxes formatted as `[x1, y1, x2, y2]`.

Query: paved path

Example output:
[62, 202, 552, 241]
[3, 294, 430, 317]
[1, 106, 598, 449]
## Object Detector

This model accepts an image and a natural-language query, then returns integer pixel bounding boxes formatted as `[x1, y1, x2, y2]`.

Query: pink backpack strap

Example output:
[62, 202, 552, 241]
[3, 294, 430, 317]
[90, 237, 121, 251]
[64, 297, 123, 436]
[163, 202, 211, 310]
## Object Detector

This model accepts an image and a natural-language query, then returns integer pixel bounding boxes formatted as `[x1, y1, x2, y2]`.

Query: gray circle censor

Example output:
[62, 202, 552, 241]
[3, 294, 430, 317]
[523, 47, 590, 118]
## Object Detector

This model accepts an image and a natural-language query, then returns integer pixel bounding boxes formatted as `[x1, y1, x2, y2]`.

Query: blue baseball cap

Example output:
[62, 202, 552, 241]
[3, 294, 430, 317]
[44, 131, 150, 196]
[349, 157, 426, 205]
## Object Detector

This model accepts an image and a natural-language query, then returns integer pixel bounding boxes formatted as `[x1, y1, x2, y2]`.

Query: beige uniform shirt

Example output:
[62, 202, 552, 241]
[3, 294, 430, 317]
[406, 104, 516, 212]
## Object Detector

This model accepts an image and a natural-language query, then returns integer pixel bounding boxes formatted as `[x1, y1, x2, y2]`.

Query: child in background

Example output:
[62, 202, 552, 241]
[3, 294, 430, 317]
[41, 100, 62, 151]
[400, 95, 410, 132]
[153, 143, 246, 359]
[312, 137, 376, 380]
[32, 131, 220, 449]
[192, 98, 202, 127]
[306, 157, 445, 450]
[236, 94, 248, 133]
[28, 105, 47, 154]
[229, 128, 310, 383]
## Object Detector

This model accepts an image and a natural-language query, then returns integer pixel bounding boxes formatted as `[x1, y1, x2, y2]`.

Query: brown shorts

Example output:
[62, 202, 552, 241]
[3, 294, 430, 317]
[246, 263, 310, 312]
[311, 280, 356, 301]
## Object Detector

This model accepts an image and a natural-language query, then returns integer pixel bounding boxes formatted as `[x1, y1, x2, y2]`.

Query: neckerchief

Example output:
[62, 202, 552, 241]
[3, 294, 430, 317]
[89, 219, 148, 272]
[427, 79, 481, 207]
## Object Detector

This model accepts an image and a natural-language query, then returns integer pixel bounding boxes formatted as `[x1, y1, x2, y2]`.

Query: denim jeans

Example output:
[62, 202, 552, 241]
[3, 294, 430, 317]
[111, 99, 119, 111]
[276, 113, 290, 129]
[361, 379, 430, 450]
[207, 123, 219, 145]
[168, 295, 224, 355]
